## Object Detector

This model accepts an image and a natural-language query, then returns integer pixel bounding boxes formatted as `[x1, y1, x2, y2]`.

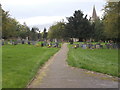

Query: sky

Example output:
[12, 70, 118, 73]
[1, 0, 107, 31]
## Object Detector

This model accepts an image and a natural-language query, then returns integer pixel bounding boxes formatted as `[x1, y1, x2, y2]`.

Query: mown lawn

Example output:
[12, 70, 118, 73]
[2, 44, 59, 88]
[67, 45, 119, 77]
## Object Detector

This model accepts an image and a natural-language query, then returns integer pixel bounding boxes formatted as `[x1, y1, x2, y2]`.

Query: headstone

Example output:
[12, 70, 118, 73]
[17, 38, 21, 43]
[0, 39, 2, 46]
[109, 43, 113, 49]
[10, 40, 12, 45]
[14, 41, 18, 45]
[47, 43, 51, 48]
[100, 44, 103, 49]
[28, 41, 31, 45]
[2, 39, 4, 45]
[25, 37, 28, 44]
[82, 44, 87, 49]
[5, 41, 8, 45]
[96, 44, 100, 49]
[113, 43, 118, 49]
[70, 39, 73, 44]
[22, 39, 25, 44]
[106, 44, 110, 49]
[87, 44, 92, 49]
[41, 43, 44, 47]
[12, 41, 14, 45]
[32, 41, 37, 45]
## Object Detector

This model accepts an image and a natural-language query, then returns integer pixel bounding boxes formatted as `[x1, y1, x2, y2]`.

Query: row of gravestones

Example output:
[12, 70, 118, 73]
[2, 39, 38, 45]
[41, 42, 60, 48]
[1, 39, 60, 48]
[73, 43, 119, 49]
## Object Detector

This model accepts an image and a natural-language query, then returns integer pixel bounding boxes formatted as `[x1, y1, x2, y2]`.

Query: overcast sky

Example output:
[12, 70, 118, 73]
[1, 0, 106, 31]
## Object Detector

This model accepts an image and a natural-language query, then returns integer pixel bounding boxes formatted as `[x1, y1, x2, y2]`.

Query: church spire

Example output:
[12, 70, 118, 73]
[92, 5, 97, 19]
[91, 5, 98, 22]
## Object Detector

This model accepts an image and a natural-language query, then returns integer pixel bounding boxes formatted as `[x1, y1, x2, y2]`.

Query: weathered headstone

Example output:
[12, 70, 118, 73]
[5, 41, 8, 45]
[82, 44, 87, 49]
[2, 39, 4, 45]
[106, 44, 110, 49]
[32, 41, 37, 45]
[28, 41, 31, 45]
[96, 44, 100, 49]
[41, 43, 44, 47]
[14, 41, 18, 45]
[10, 40, 12, 45]
[17, 38, 21, 44]
[100, 44, 103, 49]
[22, 39, 25, 44]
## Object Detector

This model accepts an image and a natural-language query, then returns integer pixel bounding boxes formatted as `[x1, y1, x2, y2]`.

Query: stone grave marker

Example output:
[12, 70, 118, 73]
[82, 44, 87, 49]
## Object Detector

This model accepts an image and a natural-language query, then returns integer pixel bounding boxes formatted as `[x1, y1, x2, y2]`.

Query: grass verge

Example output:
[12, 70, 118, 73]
[2, 44, 59, 88]
[67, 44, 119, 77]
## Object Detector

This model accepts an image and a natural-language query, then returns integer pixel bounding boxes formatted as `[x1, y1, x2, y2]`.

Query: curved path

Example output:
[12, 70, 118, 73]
[28, 43, 118, 88]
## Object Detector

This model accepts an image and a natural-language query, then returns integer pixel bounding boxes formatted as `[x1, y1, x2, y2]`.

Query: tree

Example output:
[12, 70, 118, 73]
[103, 2, 120, 40]
[48, 22, 66, 41]
[91, 19, 105, 41]
[43, 28, 47, 41]
[65, 10, 92, 41]
[1, 7, 31, 40]
[2, 12, 19, 39]
[30, 27, 38, 41]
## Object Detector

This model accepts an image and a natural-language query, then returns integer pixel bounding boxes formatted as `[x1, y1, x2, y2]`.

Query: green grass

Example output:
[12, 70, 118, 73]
[67, 44, 119, 77]
[2, 44, 59, 88]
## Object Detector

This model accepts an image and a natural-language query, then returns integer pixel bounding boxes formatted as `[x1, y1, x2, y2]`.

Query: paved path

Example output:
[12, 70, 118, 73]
[28, 43, 118, 88]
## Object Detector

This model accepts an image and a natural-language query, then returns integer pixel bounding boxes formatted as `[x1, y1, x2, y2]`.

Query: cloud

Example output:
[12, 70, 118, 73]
[18, 16, 67, 25]
[1, 0, 106, 6]
[1, 0, 106, 30]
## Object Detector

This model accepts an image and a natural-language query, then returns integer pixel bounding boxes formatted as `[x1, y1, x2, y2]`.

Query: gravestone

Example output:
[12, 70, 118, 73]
[100, 44, 103, 49]
[25, 37, 28, 44]
[17, 38, 21, 44]
[113, 43, 118, 49]
[2, 39, 4, 45]
[48, 43, 51, 48]
[41, 43, 44, 47]
[12, 41, 14, 45]
[28, 41, 31, 45]
[106, 44, 110, 49]
[70, 39, 73, 44]
[82, 44, 87, 49]
[14, 41, 18, 45]
[32, 41, 37, 45]
[0, 39, 2, 46]
[96, 44, 100, 49]
[79, 43, 82, 48]
[22, 39, 25, 44]
[5, 41, 8, 45]
[10, 40, 12, 45]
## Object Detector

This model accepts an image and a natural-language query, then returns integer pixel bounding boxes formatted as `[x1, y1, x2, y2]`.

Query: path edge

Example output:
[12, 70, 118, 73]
[26, 47, 61, 88]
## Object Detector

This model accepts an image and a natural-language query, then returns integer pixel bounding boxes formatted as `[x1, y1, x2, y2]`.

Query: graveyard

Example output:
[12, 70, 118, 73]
[2, 40, 119, 88]
[1, 1, 119, 88]
[2, 43, 59, 88]
[67, 42, 119, 77]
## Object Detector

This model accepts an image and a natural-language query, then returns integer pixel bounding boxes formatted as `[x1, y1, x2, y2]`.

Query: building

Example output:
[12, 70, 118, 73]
[90, 5, 99, 23]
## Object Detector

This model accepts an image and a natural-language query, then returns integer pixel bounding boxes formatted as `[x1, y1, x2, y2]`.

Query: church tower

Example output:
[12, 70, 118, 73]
[90, 5, 99, 23]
